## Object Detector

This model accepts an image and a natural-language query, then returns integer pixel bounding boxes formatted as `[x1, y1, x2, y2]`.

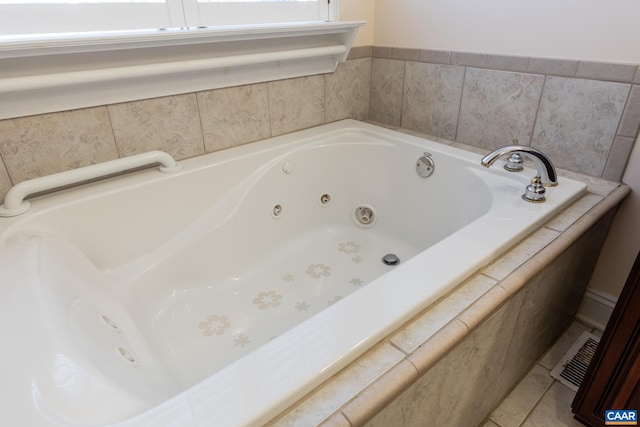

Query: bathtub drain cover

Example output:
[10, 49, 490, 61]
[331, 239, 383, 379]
[382, 253, 400, 266]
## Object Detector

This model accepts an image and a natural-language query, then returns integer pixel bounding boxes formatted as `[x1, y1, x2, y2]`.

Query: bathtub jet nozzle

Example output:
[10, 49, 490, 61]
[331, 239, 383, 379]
[354, 205, 376, 227]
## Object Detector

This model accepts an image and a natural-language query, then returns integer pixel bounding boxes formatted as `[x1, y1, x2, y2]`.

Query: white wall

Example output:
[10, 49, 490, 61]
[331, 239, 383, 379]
[372, 0, 640, 63]
[339, 0, 375, 46]
[588, 136, 640, 299]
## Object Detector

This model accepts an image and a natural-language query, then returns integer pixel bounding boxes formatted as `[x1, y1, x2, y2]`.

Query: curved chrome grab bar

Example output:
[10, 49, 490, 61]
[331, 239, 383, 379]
[0, 150, 182, 217]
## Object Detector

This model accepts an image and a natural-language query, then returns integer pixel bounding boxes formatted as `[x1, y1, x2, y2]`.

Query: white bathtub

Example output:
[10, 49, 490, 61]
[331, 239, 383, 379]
[0, 120, 587, 427]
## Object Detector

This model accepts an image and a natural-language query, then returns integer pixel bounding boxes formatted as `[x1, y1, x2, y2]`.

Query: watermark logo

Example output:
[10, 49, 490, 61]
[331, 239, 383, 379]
[605, 410, 637, 426]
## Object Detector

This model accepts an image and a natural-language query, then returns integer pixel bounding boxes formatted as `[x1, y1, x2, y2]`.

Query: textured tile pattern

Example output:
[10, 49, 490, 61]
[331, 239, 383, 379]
[271, 343, 404, 427]
[486, 54, 530, 73]
[2, 48, 638, 206]
[366, 296, 521, 427]
[367, 48, 639, 180]
[390, 274, 495, 354]
[483, 227, 560, 281]
[531, 77, 630, 176]
[544, 193, 603, 232]
[0, 107, 118, 184]
[457, 68, 544, 149]
[0, 57, 373, 204]
[527, 58, 579, 77]
[603, 136, 636, 181]
[197, 83, 271, 152]
[617, 84, 640, 137]
[108, 94, 205, 160]
[369, 58, 405, 126]
[451, 51, 487, 68]
[576, 61, 638, 83]
[401, 62, 464, 139]
[0, 161, 11, 202]
[325, 58, 371, 122]
[268, 75, 325, 136]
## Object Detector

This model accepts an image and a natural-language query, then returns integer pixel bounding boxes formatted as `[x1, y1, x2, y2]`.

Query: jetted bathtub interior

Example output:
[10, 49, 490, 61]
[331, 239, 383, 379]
[0, 120, 587, 427]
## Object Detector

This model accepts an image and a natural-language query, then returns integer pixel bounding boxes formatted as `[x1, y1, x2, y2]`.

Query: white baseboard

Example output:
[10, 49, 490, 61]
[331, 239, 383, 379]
[575, 288, 618, 331]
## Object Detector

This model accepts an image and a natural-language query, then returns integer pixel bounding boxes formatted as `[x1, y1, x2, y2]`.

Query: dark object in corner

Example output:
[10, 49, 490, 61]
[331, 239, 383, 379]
[572, 250, 640, 426]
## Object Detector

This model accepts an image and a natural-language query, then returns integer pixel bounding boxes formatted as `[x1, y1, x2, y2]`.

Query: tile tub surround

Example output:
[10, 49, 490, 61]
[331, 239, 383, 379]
[0, 52, 372, 204]
[370, 47, 640, 182]
[1, 46, 638, 203]
[0, 44, 635, 425]
[266, 129, 629, 426]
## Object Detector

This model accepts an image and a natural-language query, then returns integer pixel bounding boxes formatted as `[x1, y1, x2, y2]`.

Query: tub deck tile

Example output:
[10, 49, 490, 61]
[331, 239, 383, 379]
[389, 274, 496, 354]
[496, 256, 546, 297]
[456, 285, 511, 331]
[406, 318, 469, 374]
[484, 227, 560, 281]
[341, 359, 419, 426]
[269, 342, 405, 427]
[557, 169, 620, 196]
[318, 413, 352, 427]
[545, 193, 604, 232]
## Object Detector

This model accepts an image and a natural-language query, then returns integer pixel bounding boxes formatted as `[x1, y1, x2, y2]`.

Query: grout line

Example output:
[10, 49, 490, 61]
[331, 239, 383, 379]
[387, 339, 411, 358]
[103, 104, 122, 159]
[515, 378, 556, 427]
[265, 81, 274, 138]
[453, 66, 468, 141]
[193, 91, 207, 154]
[398, 59, 407, 127]
[0, 151, 14, 187]
[527, 75, 546, 147]
[323, 71, 328, 125]
[601, 84, 635, 177]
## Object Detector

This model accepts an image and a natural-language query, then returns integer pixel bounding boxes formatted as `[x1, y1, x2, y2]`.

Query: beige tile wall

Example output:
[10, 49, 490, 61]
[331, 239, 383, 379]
[370, 47, 640, 182]
[0, 50, 372, 203]
[1, 45, 638, 204]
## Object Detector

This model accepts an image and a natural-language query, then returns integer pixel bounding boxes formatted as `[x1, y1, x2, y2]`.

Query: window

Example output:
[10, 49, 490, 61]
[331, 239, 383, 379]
[0, 0, 359, 123]
[0, 0, 331, 37]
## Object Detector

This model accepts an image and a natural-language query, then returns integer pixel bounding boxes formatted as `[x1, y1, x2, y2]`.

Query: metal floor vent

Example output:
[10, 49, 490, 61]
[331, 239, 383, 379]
[550, 331, 600, 392]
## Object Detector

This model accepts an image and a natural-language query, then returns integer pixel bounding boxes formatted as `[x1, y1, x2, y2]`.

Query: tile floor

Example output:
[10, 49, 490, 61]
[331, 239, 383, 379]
[482, 321, 603, 427]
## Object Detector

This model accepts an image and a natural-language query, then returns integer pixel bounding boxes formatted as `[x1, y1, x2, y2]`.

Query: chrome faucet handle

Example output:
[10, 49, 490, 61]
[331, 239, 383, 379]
[523, 175, 546, 203]
[504, 153, 524, 171]
[503, 139, 524, 172]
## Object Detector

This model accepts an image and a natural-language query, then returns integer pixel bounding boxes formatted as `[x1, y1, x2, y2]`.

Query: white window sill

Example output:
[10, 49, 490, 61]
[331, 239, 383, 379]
[0, 21, 364, 120]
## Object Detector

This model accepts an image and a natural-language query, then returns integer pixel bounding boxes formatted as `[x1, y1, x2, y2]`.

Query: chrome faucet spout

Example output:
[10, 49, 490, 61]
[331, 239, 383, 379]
[480, 145, 558, 187]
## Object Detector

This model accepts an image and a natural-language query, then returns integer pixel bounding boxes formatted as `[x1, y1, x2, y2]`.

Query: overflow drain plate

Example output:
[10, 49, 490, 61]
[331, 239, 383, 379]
[382, 253, 400, 266]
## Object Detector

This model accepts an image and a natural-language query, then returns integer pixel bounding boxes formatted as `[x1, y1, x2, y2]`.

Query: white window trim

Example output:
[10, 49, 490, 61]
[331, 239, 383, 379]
[0, 20, 364, 120]
[0, 0, 329, 36]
